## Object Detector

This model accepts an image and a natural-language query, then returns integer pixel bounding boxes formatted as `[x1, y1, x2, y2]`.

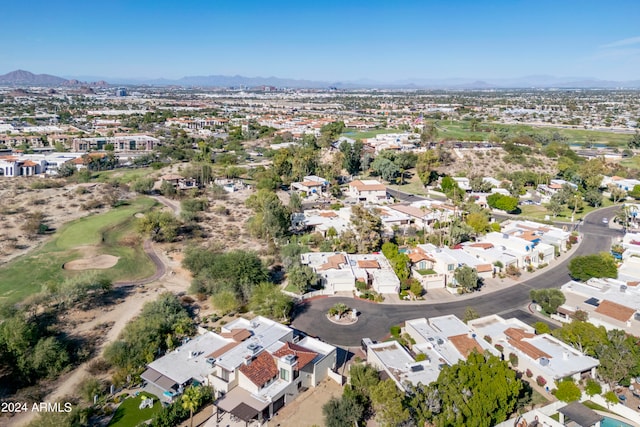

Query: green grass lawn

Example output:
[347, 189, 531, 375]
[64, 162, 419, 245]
[387, 172, 429, 196]
[620, 155, 640, 170]
[0, 197, 157, 306]
[517, 198, 615, 222]
[108, 393, 162, 427]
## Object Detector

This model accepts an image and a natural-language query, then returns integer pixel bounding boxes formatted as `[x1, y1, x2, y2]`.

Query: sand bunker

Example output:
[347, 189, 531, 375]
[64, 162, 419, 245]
[64, 254, 119, 270]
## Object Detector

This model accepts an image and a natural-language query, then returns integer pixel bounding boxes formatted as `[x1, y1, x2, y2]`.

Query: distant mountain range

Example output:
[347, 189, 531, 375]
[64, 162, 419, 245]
[2, 69, 639, 89]
[0, 70, 108, 87]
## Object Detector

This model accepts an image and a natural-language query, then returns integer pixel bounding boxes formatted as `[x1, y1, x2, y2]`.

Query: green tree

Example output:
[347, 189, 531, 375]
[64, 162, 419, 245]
[131, 177, 155, 194]
[547, 199, 563, 217]
[370, 379, 411, 427]
[340, 140, 363, 175]
[371, 156, 400, 182]
[185, 249, 267, 301]
[487, 193, 519, 212]
[608, 184, 627, 203]
[246, 189, 291, 241]
[182, 386, 204, 427]
[349, 363, 380, 399]
[454, 266, 479, 292]
[323, 394, 364, 427]
[431, 352, 522, 427]
[137, 211, 180, 242]
[249, 283, 293, 322]
[529, 289, 566, 314]
[421, 122, 439, 145]
[288, 191, 302, 213]
[79, 376, 103, 403]
[553, 379, 581, 402]
[533, 321, 551, 335]
[584, 189, 603, 207]
[211, 290, 240, 315]
[629, 184, 640, 200]
[585, 378, 602, 397]
[568, 253, 618, 281]
[465, 212, 489, 234]
[287, 264, 317, 294]
[627, 131, 640, 149]
[416, 150, 440, 185]
[551, 321, 608, 356]
[319, 121, 345, 147]
[604, 390, 619, 408]
[350, 205, 383, 253]
[463, 306, 480, 323]
[597, 329, 637, 386]
[104, 293, 193, 377]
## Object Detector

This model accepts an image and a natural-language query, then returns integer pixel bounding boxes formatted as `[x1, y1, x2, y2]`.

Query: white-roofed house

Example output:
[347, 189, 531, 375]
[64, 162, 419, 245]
[468, 315, 598, 387]
[347, 179, 390, 204]
[559, 279, 640, 334]
[142, 316, 337, 424]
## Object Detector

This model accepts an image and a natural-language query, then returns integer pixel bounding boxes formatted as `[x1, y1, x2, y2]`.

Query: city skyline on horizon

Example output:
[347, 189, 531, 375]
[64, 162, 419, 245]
[3, 0, 640, 82]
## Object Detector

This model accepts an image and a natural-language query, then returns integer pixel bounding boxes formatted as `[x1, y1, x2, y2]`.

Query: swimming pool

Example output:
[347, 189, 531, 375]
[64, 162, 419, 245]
[600, 415, 634, 427]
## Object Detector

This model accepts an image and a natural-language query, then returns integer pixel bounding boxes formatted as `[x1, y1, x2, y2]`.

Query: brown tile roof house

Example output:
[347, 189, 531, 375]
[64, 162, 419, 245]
[350, 179, 386, 191]
[239, 352, 278, 388]
[318, 254, 346, 271]
[220, 328, 252, 342]
[357, 260, 380, 269]
[504, 328, 551, 360]
[476, 264, 493, 273]
[408, 252, 435, 263]
[595, 300, 636, 323]
[272, 342, 318, 369]
[449, 334, 483, 358]
[469, 242, 494, 250]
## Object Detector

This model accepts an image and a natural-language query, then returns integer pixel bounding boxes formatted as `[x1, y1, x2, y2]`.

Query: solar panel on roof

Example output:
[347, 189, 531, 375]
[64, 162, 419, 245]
[584, 297, 600, 307]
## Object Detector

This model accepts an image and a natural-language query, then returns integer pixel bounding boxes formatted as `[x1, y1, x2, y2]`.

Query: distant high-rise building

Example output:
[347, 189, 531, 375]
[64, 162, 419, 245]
[115, 87, 127, 97]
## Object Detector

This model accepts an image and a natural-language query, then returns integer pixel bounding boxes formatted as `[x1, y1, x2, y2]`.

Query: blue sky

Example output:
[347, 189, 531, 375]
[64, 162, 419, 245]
[2, 0, 640, 81]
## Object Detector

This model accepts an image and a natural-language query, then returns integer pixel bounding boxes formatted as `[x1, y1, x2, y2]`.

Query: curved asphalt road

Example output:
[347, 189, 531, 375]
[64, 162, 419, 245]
[292, 205, 622, 346]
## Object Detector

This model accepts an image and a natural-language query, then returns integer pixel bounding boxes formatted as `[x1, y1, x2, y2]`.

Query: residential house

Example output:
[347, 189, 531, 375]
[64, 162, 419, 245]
[300, 252, 401, 294]
[291, 175, 329, 197]
[482, 231, 555, 269]
[468, 315, 599, 387]
[559, 279, 640, 334]
[500, 220, 570, 252]
[141, 316, 337, 424]
[158, 174, 198, 190]
[291, 207, 351, 237]
[364, 315, 496, 391]
[409, 244, 492, 292]
[347, 179, 389, 204]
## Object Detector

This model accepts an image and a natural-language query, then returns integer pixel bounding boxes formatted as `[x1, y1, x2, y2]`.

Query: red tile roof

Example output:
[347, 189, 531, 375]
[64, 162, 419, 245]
[319, 253, 346, 271]
[504, 327, 550, 360]
[476, 264, 493, 273]
[349, 180, 386, 191]
[272, 342, 318, 369]
[595, 300, 636, 323]
[357, 260, 380, 269]
[220, 328, 252, 342]
[449, 334, 483, 358]
[469, 242, 494, 249]
[239, 351, 278, 388]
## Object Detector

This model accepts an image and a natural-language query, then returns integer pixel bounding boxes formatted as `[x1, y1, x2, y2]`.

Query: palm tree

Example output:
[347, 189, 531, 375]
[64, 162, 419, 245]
[182, 386, 203, 427]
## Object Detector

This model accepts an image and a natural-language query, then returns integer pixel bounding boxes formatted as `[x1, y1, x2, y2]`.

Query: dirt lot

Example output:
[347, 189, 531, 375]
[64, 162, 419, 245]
[269, 379, 344, 427]
[441, 148, 558, 177]
[0, 179, 112, 265]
